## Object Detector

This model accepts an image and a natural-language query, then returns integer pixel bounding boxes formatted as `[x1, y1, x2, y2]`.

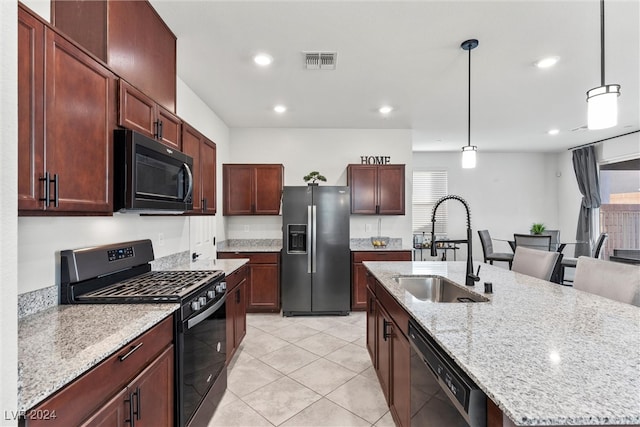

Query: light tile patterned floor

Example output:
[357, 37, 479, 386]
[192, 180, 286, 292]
[208, 312, 395, 427]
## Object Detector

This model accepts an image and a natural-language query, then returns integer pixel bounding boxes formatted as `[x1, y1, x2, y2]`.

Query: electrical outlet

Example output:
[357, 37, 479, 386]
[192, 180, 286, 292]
[244, 225, 250, 232]
[365, 224, 372, 232]
[158, 233, 165, 246]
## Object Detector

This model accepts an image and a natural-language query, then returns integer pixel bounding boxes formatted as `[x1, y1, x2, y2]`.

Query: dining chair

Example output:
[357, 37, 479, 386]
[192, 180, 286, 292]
[511, 246, 561, 282]
[513, 234, 552, 251]
[478, 230, 513, 269]
[561, 232, 608, 285]
[541, 230, 562, 252]
[573, 256, 640, 306]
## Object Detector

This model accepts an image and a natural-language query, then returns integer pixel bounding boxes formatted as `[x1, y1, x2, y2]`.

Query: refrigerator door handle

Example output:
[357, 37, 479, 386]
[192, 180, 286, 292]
[307, 205, 313, 274]
[312, 205, 317, 273]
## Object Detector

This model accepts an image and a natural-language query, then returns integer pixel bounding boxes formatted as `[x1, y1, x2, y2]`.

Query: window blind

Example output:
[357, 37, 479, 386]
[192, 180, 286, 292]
[412, 171, 448, 234]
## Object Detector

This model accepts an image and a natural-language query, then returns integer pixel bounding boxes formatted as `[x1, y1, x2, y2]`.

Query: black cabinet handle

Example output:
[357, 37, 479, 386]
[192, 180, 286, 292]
[383, 319, 391, 341]
[154, 120, 159, 139]
[118, 342, 143, 362]
[39, 172, 50, 207]
[134, 386, 141, 420]
[236, 288, 240, 304]
[158, 120, 163, 140]
[125, 393, 134, 425]
[202, 198, 207, 212]
[52, 173, 59, 207]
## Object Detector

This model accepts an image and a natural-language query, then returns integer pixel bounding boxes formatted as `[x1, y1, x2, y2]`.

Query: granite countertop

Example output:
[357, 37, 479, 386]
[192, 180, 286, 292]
[18, 259, 249, 412]
[217, 239, 282, 253]
[350, 238, 413, 252]
[363, 260, 640, 426]
[18, 304, 179, 412]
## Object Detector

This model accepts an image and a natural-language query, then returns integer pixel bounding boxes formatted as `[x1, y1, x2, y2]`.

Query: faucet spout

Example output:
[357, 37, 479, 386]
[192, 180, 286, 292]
[429, 195, 479, 286]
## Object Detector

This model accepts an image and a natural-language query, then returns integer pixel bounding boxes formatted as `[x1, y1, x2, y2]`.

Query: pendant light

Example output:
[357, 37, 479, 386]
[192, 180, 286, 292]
[461, 39, 478, 169]
[586, 0, 621, 130]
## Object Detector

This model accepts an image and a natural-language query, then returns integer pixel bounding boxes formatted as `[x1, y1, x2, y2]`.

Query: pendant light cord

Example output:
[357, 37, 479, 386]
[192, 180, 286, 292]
[600, 0, 605, 86]
[467, 44, 471, 148]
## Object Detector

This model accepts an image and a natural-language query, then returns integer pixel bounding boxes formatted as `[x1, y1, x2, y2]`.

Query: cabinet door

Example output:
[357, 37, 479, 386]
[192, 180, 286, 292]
[247, 264, 280, 312]
[348, 165, 378, 214]
[157, 105, 181, 150]
[253, 165, 283, 215]
[223, 165, 253, 215]
[352, 263, 368, 310]
[201, 138, 217, 214]
[225, 286, 236, 364]
[127, 346, 174, 427]
[376, 301, 392, 404]
[45, 29, 115, 213]
[391, 330, 411, 427]
[118, 80, 157, 140]
[18, 7, 45, 211]
[366, 285, 377, 365]
[235, 279, 248, 348]
[377, 165, 405, 215]
[80, 388, 127, 427]
[182, 124, 203, 212]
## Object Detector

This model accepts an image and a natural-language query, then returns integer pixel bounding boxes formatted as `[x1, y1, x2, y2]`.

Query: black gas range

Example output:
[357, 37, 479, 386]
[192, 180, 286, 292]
[60, 239, 227, 427]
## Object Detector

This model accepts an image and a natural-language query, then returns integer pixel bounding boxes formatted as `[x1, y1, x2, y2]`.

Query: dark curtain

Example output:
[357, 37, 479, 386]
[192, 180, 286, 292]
[572, 146, 601, 257]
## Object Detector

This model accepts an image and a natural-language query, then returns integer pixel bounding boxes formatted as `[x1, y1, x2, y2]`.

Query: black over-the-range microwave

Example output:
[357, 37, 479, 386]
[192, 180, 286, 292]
[114, 129, 194, 212]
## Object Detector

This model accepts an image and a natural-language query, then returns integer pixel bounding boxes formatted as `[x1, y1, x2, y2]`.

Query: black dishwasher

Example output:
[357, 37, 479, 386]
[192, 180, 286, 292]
[408, 321, 486, 427]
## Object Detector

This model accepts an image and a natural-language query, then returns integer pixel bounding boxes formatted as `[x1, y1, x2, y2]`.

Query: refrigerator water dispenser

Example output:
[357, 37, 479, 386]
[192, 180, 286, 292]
[287, 224, 307, 253]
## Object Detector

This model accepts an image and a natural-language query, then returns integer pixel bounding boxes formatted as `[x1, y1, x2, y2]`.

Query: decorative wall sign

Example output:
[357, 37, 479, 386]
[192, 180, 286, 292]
[360, 156, 391, 165]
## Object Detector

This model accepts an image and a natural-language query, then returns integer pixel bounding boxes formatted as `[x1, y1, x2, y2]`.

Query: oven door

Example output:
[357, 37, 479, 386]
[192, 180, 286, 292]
[179, 295, 226, 427]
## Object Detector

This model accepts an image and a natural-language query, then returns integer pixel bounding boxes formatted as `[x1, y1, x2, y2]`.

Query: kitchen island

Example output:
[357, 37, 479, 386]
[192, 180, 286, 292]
[363, 261, 640, 426]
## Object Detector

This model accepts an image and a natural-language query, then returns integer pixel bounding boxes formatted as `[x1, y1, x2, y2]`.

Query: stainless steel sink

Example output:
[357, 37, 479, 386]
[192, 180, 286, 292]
[393, 275, 489, 303]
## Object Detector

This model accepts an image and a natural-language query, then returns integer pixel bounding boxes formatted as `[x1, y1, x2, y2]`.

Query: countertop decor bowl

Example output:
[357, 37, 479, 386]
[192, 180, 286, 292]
[370, 236, 389, 248]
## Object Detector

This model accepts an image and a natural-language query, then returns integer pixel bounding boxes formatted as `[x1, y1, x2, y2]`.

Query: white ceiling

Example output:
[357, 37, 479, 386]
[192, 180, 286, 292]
[150, 0, 640, 153]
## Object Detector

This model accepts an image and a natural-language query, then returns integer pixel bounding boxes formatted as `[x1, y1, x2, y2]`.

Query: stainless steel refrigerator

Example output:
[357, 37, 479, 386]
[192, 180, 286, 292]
[281, 186, 351, 316]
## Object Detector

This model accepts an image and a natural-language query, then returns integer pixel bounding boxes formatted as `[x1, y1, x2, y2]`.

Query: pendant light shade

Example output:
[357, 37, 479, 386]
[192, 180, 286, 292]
[461, 145, 477, 169]
[461, 39, 479, 169]
[586, 0, 621, 130]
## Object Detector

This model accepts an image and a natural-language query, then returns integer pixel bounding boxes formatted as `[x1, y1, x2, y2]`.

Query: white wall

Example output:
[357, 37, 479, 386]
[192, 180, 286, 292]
[1, 1, 18, 424]
[412, 151, 560, 263]
[227, 128, 413, 242]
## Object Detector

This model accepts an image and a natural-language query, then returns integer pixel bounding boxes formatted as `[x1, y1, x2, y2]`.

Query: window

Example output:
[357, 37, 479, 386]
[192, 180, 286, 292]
[412, 171, 448, 234]
[599, 158, 640, 258]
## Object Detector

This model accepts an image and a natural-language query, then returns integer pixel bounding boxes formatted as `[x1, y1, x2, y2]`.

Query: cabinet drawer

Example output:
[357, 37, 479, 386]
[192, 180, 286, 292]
[219, 252, 279, 264]
[27, 316, 173, 427]
[225, 264, 248, 290]
[353, 251, 411, 263]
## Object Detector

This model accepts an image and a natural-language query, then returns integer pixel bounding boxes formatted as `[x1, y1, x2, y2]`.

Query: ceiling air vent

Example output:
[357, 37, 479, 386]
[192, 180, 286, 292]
[304, 52, 337, 70]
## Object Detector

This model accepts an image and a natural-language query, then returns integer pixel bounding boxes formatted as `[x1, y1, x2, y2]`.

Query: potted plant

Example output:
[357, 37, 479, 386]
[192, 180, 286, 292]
[303, 171, 327, 185]
[530, 223, 546, 235]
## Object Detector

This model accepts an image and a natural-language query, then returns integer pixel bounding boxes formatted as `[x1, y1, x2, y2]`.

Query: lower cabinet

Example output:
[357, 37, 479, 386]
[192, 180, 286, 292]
[352, 251, 412, 310]
[218, 252, 280, 312]
[24, 316, 174, 427]
[225, 264, 248, 364]
[366, 271, 410, 427]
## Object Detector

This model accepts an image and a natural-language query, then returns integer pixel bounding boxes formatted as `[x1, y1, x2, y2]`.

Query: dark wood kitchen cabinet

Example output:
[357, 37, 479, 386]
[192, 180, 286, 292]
[217, 252, 281, 312]
[52, 0, 177, 112]
[225, 264, 248, 363]
[347, 164, 405, 215]
[223, 164, 284, 215]
[118, 79, 182, 150]
[25, 316, 174, 427]
[351, 251, 412, 310]
[366, 272, 411, 427]
[182, 123, 217, 214]
[18, 5, 116, 215]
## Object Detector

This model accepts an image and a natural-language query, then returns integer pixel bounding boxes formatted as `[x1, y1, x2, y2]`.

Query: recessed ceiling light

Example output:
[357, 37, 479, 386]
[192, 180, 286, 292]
[379, 106, 393, 114]
[548, 129, 560, 135]
[254, 53, 273, 66]
[273, 105, 286, 113]
[535, 56, 560, 69]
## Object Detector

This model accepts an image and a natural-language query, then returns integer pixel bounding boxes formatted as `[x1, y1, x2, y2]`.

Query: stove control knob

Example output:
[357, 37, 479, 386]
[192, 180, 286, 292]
[216, 282, 227, 293]
[207, 290, 216, 299]
[199, 296, 207, 306]
[191, 300, 201, 311]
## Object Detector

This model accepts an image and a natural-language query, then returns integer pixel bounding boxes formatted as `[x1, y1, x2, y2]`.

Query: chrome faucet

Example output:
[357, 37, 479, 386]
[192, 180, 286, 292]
[429, 195, 480, 286]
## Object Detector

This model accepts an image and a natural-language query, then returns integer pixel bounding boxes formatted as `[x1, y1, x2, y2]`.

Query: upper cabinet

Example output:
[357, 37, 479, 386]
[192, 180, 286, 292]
[119, 79, 182, 150]
[182, 123, 217, 214]
[18, 5, 116, 215]
[52, 0, 177, 112]
[223, 164, 283, 215]
[347, 164, 406, 215]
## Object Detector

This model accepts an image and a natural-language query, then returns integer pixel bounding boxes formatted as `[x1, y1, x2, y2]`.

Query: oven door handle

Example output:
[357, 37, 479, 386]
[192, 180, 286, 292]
[186, 294, 226, 330]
